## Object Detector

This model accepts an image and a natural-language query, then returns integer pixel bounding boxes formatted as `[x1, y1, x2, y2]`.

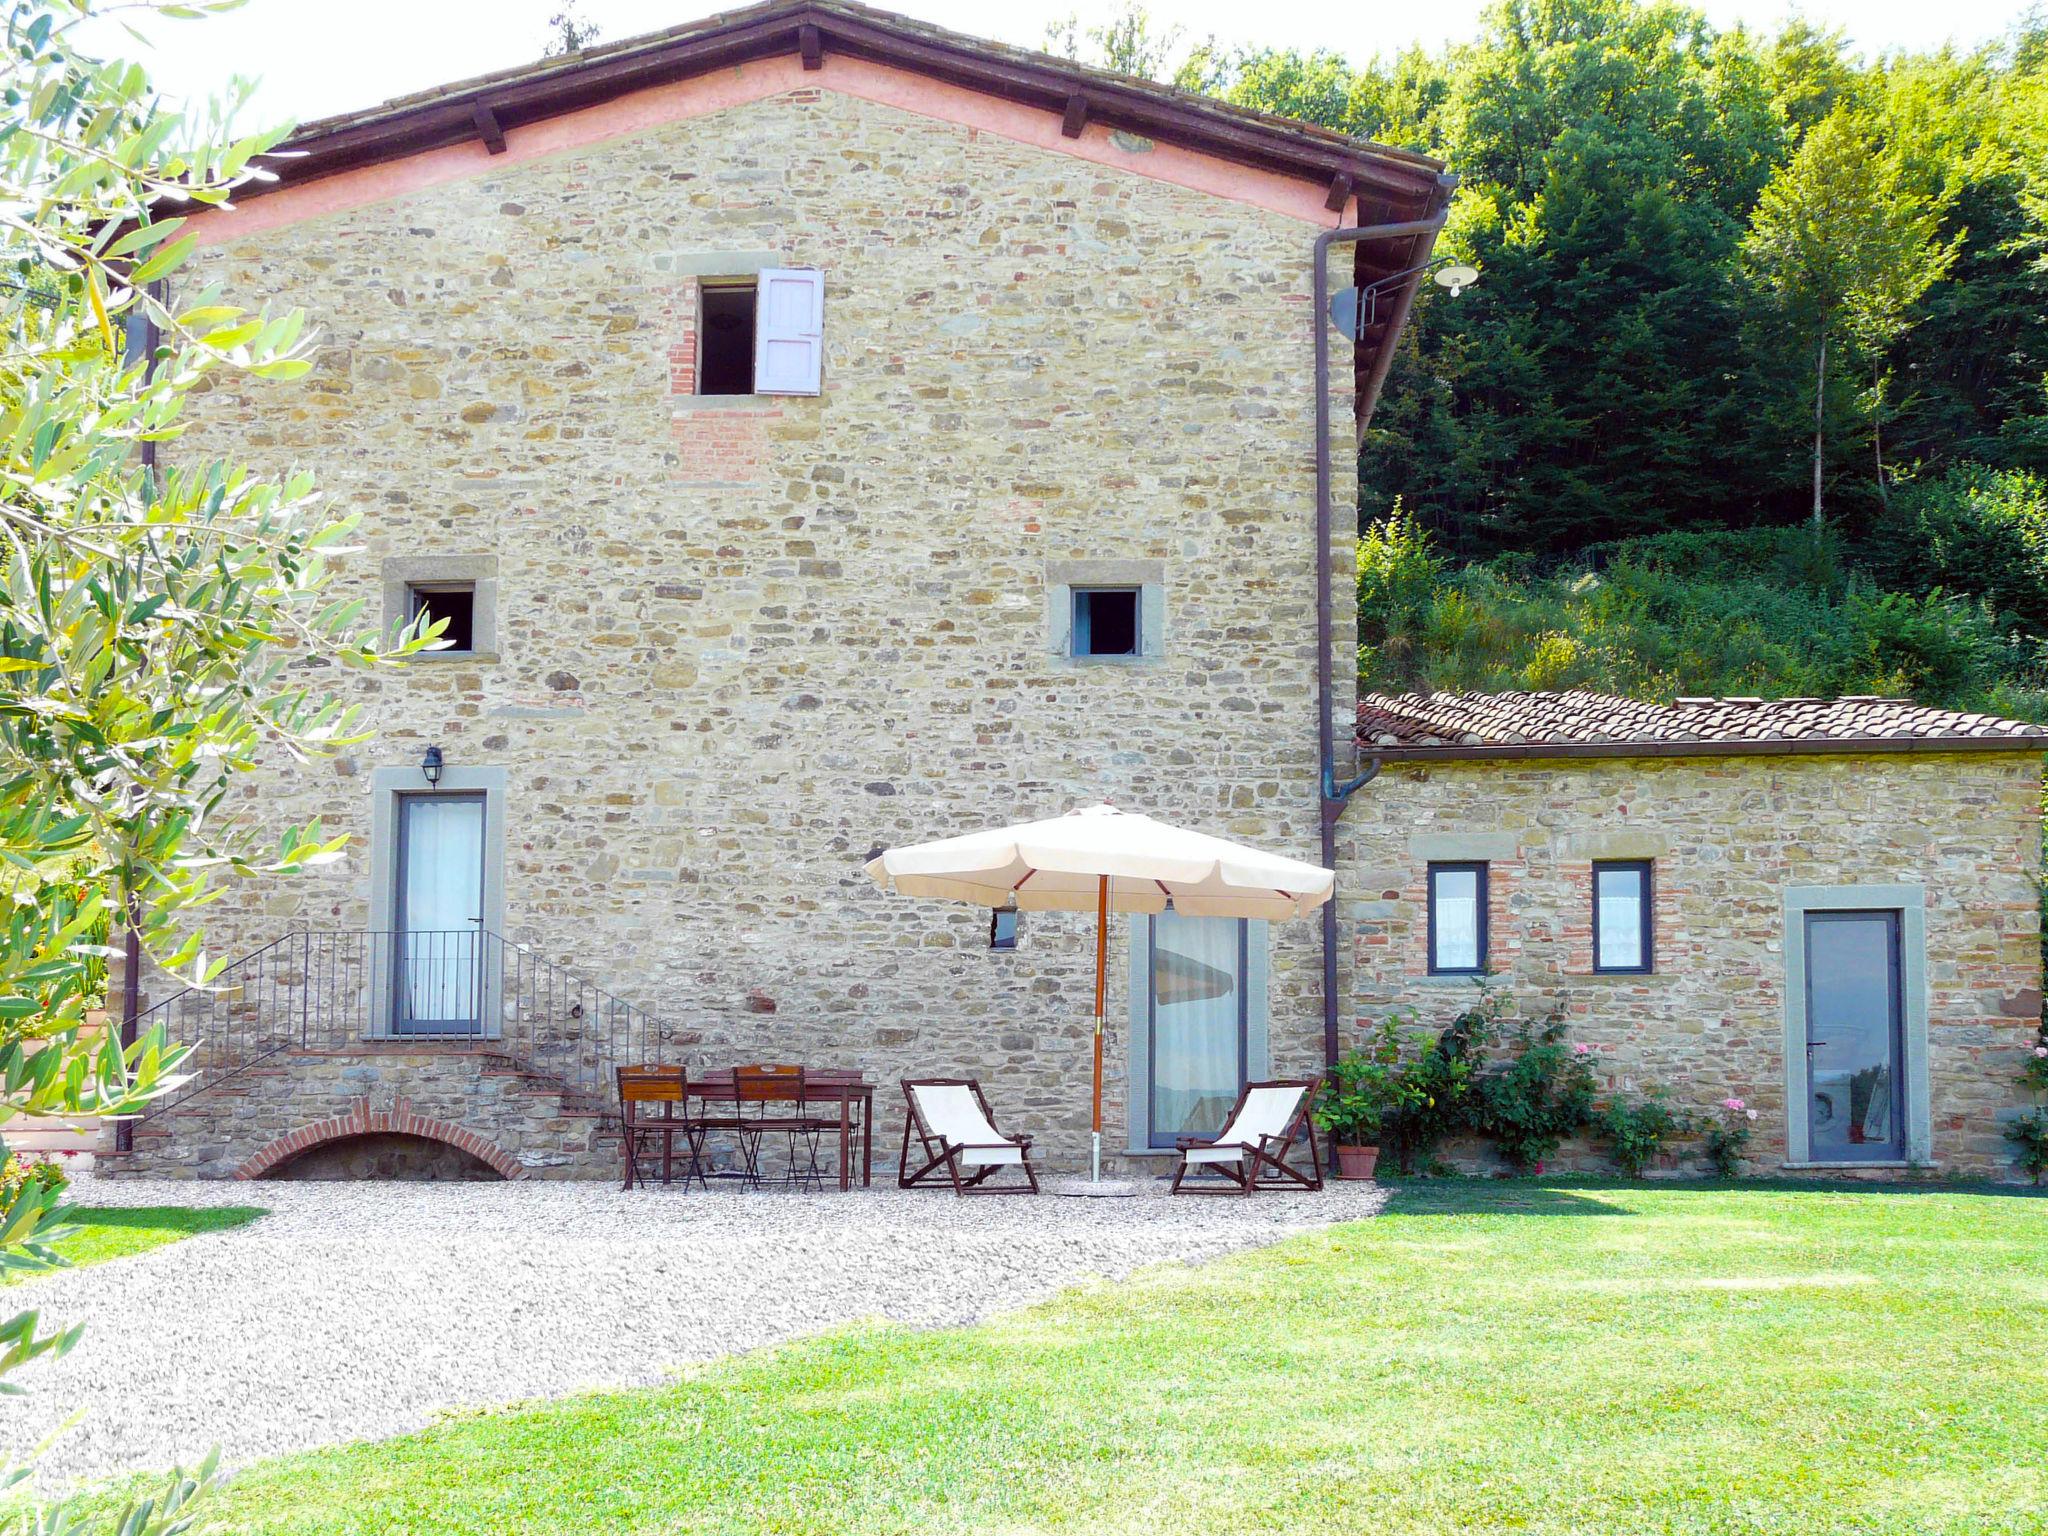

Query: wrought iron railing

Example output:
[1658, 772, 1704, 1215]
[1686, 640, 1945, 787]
[133, 929, 686, 1116]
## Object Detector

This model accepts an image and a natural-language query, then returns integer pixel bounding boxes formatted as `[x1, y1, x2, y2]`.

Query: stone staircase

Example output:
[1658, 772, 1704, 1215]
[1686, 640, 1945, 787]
[103, 929, 690, 1181]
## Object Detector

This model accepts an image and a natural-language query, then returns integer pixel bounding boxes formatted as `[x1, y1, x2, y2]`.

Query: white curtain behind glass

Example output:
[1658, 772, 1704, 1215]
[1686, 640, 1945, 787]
[398, 795, 484, 1027]
[1594, 866, 1644, 969]
[1432, 868, 1480, 970]
[1151, 912, 1242, 1142]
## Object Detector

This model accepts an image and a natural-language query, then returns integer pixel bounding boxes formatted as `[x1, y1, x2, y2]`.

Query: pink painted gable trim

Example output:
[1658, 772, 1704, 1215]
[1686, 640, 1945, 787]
[188, 55, 1345, 246]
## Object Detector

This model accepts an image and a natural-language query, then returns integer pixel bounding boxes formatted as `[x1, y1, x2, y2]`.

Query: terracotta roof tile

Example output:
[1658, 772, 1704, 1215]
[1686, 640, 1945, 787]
[1354, 690, 2048, 760]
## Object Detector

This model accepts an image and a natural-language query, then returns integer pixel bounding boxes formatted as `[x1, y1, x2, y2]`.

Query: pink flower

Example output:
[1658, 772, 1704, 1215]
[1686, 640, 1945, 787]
[2034, 1045, 2047, 1058]
[1573, 1043, 1591, 1056]
[1721, 1097, 1746, 1113]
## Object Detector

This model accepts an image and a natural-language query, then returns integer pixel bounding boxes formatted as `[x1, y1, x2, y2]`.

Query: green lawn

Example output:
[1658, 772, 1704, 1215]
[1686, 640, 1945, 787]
[175, 1183, 2048, 1533]
[5, 1204, 265, 1282]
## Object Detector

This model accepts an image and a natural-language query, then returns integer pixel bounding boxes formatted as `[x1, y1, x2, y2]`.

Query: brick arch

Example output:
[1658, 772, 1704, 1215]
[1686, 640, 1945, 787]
[235, 1096, 523, 1181]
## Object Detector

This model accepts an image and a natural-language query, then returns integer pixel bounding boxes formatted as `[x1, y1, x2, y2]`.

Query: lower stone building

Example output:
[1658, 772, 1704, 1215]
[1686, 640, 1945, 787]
[1339, 691, 2048, 1179]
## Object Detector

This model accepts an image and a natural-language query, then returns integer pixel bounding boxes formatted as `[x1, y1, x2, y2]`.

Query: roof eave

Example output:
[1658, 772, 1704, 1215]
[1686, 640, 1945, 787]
[1355, 735, 2048, 764]
[259, 1, 1445, 211]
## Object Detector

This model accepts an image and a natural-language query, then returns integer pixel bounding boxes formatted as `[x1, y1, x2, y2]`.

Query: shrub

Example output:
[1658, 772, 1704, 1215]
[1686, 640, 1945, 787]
[1313, 1049, 1395, 1147]
[1368, 994, 1502, 1175]
[1471, 1018, 1599, 1171]
[1357, 502, 1445, 691]
[2023, 1029, 2048, 1096]
[0, 1151, 69, 1206]
[1863, 462, 2048, 632]
[1595, 1091, 1689, 1178]
[1352, 515, 2034, 716]
[2008, 1108, 2048, 1184]
[1703, 1096, 1759, 1176]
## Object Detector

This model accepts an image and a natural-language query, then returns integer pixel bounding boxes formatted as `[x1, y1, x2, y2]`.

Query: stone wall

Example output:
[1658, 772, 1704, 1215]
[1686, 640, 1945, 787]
[110, 1047, 610, 1181]
[159, 82, 1356, 1175]
[1333, 750, 2044, 1180]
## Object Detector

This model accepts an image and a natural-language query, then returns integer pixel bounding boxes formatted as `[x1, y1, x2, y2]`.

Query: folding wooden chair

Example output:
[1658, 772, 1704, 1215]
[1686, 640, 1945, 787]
[616, 1065, 701, 1191]
[898, 1078, 1039, 1195]
[733, 1064, 830, 1190]
[1169, 1079, 1324, 1196]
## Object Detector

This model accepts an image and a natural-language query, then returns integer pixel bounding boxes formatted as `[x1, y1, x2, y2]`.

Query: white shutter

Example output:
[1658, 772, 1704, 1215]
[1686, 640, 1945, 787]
[753, 266, 823, 396]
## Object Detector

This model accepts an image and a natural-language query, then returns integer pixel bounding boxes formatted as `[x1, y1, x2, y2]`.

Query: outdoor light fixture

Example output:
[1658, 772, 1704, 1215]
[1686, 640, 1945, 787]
[1432, 262, 1480, 297]
[1326, 253, 1481, 340]
[989, 907, 1020, 951]
[421, 744, 444, 787]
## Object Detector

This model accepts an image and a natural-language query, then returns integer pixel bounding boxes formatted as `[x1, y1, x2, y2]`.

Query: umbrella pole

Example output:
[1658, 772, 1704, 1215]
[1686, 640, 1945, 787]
[1092, 873, 1107, 1183]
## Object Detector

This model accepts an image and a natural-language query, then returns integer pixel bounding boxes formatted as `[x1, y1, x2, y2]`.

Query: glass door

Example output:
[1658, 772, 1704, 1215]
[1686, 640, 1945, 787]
[1803, 911, 1904, 1162]
[1145, 913, 1247, 1148]
[393, 792, 486, 1035]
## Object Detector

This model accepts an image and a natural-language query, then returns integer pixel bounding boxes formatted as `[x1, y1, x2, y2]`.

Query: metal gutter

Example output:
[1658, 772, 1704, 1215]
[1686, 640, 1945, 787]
[1312, 188, 1454, 1084]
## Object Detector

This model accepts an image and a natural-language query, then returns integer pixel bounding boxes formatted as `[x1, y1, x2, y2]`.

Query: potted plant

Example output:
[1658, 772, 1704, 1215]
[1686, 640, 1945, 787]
[1315, 1050, 1393, 1179]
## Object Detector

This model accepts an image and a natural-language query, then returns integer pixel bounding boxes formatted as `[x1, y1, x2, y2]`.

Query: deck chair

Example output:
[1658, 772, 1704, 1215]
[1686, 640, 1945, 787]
[1169, 1079, 1324, 1195]
[898, 1079, 1039, 1195]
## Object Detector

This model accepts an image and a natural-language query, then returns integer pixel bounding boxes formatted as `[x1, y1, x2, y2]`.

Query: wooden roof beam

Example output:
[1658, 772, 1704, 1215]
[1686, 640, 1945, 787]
[471, 103, 507, 155]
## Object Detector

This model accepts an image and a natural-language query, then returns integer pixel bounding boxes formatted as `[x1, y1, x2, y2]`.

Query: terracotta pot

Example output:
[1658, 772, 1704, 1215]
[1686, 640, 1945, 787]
[1334, 1144, 1380, 1181]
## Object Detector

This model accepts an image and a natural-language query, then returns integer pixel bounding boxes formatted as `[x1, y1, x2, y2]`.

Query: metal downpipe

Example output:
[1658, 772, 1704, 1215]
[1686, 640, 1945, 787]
[1313, 197, 1452, 1082]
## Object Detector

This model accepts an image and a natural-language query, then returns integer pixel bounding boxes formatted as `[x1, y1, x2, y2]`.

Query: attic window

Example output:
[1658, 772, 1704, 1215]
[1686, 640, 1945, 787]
[697, 280, 757, 395]
[409, 583, 476, 654]
[693, 267, 824, 397]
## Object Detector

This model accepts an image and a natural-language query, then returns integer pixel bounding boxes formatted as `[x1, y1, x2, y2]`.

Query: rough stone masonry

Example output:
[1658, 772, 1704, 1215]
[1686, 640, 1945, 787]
[133, 82, 1361, 1177]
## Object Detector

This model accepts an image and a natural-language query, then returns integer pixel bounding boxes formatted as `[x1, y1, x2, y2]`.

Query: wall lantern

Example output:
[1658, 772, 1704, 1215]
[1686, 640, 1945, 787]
[421, 744, 445, 787]
[1326, 254, 1481, 340]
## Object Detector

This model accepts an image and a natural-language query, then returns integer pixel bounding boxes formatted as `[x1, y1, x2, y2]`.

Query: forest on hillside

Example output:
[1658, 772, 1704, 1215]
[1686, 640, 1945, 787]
[1054, 1, 2048, 716]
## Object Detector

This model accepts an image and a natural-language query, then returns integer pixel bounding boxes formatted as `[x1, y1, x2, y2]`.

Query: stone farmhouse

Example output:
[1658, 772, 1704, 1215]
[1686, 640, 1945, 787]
[100, 2, 2045, 1184]
[1344, 692, 2046, 1179]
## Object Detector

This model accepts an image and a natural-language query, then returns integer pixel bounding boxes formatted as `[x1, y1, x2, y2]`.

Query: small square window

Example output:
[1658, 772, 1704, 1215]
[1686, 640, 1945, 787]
[697, 279, 757, 396]
[989, 909, 1020, 951]
[409, 583, 476, 654]
[1072, 587, 1139, 658]
[1427, 862, 1488, 975]
[1593, 860, 1653, 974]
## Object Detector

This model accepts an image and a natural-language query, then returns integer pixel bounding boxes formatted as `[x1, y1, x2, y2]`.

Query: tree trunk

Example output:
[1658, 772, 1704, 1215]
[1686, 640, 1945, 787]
[1811, 329, 1827, 528]
[1872, 357, 1888, 509]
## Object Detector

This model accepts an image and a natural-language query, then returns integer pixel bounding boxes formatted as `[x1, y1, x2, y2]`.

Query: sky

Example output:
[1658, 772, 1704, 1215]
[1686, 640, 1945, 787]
[81, 0, 2041, 129]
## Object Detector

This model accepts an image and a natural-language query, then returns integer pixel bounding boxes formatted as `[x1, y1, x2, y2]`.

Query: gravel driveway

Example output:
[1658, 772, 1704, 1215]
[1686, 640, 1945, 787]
[3, 1174, 1384, 1488]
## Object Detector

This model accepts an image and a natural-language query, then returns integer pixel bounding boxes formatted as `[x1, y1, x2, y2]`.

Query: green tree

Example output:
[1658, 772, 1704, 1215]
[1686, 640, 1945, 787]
[1041, 4, 1194, 81]
[543, 2, 602, 58]
[1744, 107, 1958, 524]
[0, 0, 424, 1522]
[1352, 0, 1785, 554]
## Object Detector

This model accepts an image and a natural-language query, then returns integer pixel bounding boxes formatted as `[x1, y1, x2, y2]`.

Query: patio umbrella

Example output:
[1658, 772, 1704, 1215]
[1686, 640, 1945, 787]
[864, 803, 1335, 1183]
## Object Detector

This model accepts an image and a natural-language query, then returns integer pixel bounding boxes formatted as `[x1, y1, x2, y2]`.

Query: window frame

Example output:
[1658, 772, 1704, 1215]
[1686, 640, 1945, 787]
[1591, 859, 1655, 975]
[406, 580, 478, 656]
[1070, 585, 1142, 659]
[1142, 914, 1250, 1150]
[695, 276, 759, 397]
[1125, 915, 1269, 1154]
[988, 908, 1019, 951]
[1426, 861, 1489, 976]
[381, 555, 498, 663]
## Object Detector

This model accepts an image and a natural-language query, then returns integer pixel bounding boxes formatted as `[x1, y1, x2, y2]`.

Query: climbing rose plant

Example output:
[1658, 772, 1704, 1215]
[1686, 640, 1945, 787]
[0, 1, 425, 1524]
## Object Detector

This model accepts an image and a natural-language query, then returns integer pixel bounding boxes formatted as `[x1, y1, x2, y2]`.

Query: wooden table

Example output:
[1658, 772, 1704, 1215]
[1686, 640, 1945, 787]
[688, 1068, 876, 1191]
